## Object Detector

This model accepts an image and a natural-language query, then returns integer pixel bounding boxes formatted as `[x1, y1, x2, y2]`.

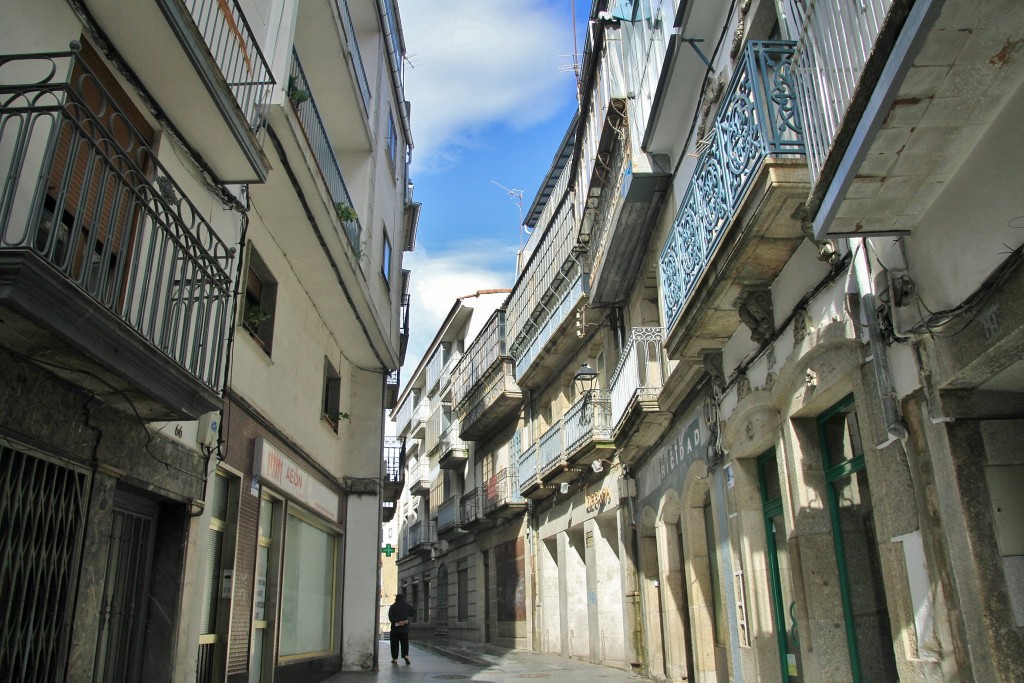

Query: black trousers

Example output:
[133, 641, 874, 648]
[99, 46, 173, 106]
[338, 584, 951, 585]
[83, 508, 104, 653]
[390, 631, 410, 659]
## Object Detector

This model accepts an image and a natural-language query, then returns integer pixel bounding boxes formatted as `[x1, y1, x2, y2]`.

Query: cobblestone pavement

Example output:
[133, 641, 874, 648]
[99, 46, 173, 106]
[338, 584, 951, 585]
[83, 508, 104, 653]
[321, 640, 649, 683]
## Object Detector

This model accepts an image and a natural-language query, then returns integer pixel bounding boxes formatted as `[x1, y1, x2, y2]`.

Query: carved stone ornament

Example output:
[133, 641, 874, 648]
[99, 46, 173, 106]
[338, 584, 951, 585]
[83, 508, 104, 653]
[763, 371, 777, 392]
[793, 307, 813, 344]
[702, 349, 726, 389]
[737, 373, 752, 401]
[735, 287, 775, 344]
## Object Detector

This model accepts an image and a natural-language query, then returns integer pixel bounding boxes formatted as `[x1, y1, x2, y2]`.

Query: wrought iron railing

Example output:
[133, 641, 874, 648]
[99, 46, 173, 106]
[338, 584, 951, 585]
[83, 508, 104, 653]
[452, 308, 507, 407]
[564, 389, 612, 453]
[483, 467, 524, 512]
[781, 0, 892, 185]
[383, 437, 404, 484]
[0, 51, 236, 393]
[437, 496, 460, 532]
[399, 293, 411, 336]
[584, 119, 629, 266]
[609, 327, 666, 431]
[289, 49, 361, 249]
[538, 419, 565, 475]
[456, 358, 519, 432]
[337, 0, 371, 111]
[659, 41, 803, 330]
[184, 0, 274, 139]
[518, 443, 539, 491]
[460, 488, 482, 524]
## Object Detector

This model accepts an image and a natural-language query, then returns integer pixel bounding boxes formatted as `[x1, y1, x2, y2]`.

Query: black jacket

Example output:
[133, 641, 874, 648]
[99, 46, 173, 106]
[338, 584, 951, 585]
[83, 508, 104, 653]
[388, 599, 416, 633]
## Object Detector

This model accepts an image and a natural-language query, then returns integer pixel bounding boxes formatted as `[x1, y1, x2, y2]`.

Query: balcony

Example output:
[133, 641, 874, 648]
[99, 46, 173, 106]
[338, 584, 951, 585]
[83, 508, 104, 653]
[399, 290, 410, 365]
[460, 488, 489, 530]
[83, 0, 272, 181]
[453, 310, 522, 441]
[425, 404, 448, 458]
[658, 42, 807, 360]
[382, 437, 405, 503]
[563, 390, 614, 465]
[482, 467, 526, 519]
[538, 419, 566, 479]
[394, 394, 425, 437]
[436, 496, 465, 538]
[408, 520, 435, 555]
[608, 328, 672, 463]
[0, 51, 235, 420]
[517, 443, 540, 498]
[438, 420, 469, 470]
[382, 500, 396, 523]
[511, 273, 588, 388]
[408, 459, 429, 496]
[426, 346, 461, 396]
[287, 49, 361, 251]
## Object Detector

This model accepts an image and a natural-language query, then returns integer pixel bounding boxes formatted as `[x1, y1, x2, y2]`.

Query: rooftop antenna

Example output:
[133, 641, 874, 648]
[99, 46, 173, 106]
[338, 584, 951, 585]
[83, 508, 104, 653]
[491, 180, 528, 274]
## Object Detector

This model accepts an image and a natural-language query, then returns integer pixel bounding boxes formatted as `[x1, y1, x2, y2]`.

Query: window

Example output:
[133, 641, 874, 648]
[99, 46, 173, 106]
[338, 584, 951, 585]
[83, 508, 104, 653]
[322, 359, 342, 432]
[279, 511, 336, 658]
[242, 249, 277, 353]
[386, 111, 398, 172]
[198, 472, 235, 677]
[382, 230, 392, 285]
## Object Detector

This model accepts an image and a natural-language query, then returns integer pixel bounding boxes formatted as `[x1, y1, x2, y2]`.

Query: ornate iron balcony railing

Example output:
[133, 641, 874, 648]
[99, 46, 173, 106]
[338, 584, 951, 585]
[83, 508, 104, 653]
[383, 437, 404, 484]
[564, 389, 612, 453]
[0, 50, 235, 393]
[460, 488, 482, 524]
[609, 327, 666, 431]
[781, 0, 892, 186]
[483, 466, 523, 513]
[659, 41, 803, 330]
[338, 0, 371, 111]
[452, 308, 507, 407]
[184, 0, 274, 141]
[289, 48, 361, 250]
[538, 419, 565, 475]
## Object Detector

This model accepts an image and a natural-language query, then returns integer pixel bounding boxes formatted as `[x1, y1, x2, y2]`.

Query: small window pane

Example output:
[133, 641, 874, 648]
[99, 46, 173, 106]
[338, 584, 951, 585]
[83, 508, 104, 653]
[822, 404, 863, 470]
[280, 513, 335, 656]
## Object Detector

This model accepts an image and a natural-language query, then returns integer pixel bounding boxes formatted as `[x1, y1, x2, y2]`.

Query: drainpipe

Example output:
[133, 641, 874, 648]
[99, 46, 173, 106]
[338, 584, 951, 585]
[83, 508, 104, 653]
[851, 238, 908, 447]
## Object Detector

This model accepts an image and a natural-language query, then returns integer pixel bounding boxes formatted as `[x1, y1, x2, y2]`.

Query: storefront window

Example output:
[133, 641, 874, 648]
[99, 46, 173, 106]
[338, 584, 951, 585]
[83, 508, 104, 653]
[279, 511, 336, 657]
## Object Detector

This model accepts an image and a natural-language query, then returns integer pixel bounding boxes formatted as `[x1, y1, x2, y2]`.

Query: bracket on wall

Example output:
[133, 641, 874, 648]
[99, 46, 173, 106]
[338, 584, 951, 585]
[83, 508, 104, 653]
[681, 38, 713, 68]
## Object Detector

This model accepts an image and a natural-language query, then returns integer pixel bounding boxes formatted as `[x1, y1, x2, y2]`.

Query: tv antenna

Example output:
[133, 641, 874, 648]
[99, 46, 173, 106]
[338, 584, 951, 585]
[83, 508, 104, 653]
[492, 180, 532, 274]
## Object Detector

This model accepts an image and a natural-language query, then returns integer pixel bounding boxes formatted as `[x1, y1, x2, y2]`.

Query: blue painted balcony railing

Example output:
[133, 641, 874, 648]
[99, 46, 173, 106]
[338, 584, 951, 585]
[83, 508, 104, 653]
[518, 443, 539, 492]
[513, 273, 585, 378]
[538, 419, 565, 475]
[289, 49, 361, 250]
[659, 41, 803, 331]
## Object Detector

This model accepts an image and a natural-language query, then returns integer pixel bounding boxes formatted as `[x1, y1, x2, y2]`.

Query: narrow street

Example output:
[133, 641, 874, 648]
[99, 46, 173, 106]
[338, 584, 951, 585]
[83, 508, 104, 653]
[322, 642, 649, 683]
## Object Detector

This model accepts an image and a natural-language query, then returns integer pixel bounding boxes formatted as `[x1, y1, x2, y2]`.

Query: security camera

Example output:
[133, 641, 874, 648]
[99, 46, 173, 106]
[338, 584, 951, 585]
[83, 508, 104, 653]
[559, 482, 570, 495]
[591, 460, 603, 473]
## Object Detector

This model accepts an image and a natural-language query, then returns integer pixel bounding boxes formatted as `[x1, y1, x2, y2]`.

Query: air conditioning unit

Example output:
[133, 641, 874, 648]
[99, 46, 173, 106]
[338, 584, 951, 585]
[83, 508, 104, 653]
[197, 411, 221, 448]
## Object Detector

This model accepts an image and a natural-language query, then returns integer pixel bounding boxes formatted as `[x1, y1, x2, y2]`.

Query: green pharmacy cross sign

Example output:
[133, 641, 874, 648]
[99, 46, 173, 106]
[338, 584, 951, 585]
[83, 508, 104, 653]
[380, 544, 396, 557]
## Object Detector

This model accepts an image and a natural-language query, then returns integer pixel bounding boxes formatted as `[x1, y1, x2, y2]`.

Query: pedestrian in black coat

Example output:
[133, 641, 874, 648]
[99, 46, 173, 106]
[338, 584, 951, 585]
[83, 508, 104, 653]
[388, 593, 416, 663]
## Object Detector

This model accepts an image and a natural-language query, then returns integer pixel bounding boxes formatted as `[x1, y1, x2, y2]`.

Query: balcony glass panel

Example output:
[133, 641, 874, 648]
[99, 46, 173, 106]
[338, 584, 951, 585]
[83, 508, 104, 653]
[0, 51, 235, 393]
[185, 0, 274, 140]
[453, 309, 507, 406]
[440, 420, 466, 456]
[460, 489, 482, 524]
[518, 443, 539, 491]
[659, 42, 803, 331]
[513, 273, 586, 377]
[289, 49, 361, 249]
[564, 390, 612, 453]
[538, 419, 565, 474]
[609, 327, 666, 431]
[437, 497, 460, 531]
[483, 467, 523, 513]
[782, 0, 892, 184]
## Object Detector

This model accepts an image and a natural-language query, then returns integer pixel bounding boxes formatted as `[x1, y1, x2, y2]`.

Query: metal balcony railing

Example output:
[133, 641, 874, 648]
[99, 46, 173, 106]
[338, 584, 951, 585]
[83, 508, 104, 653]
[564, 390, 612, 453]
[399, 293, 411, 337]
[337, 0, 371, 110]
[483, 466, 523, 512]
[394, 393, 417, 435]
[782, 0, 892, 186]
[289, 48, 361, 250]
[437, 496, 460, 532]
[408, 458, 429, 488]
[425, 346, 448, 392]
[0, 51, 235, 393]
[440, 420, 467, 456]
[452, 309, 507, 407]
[659, 42, 803, 330]
[512, 273, 586, 377]
[538, 419, 565, 475]
[460, 488, 482, 525]
[383, 437, 404, 484]
[425, 404, 447, 456]
[408, 520, 436, 547]
[518, 443, 539, 491]
[185, 0, 274, 140]
[609, 327, 666, 431]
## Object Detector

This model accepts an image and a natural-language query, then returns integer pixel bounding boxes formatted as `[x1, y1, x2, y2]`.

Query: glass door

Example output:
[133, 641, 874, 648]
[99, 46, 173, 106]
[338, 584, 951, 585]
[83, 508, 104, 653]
[251, 493, 281, 681]
[758, 450, 801, 681]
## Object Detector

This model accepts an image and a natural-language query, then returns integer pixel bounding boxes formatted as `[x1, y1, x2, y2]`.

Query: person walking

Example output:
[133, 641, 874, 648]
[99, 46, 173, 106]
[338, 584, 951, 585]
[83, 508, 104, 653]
[388, 593, 416, 664]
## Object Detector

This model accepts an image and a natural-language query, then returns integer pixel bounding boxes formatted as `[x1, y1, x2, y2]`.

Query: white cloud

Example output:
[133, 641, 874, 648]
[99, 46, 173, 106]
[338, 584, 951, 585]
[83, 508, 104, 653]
[400, 0, 577, 173]
[401, 239, 519, 374]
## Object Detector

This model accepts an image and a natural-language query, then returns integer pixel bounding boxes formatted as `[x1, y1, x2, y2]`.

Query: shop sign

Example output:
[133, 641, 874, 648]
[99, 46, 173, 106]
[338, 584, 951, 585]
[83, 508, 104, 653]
[638, 410, 705, 502]
[586, 488, 611, 512]
[254, 438, 339, 522]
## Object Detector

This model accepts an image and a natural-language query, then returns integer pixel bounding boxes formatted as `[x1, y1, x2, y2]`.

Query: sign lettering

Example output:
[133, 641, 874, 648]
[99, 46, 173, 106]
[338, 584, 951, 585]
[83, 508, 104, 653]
[254, 438, 340, 522]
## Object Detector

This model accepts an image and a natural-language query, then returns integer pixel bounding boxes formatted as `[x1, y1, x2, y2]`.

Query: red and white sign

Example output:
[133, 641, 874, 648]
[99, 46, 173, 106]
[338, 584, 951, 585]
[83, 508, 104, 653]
[254, 438, 339, 522]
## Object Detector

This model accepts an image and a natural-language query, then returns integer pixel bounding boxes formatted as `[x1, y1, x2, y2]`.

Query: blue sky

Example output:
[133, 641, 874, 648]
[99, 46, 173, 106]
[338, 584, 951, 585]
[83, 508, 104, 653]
[398, 0, 590, 372]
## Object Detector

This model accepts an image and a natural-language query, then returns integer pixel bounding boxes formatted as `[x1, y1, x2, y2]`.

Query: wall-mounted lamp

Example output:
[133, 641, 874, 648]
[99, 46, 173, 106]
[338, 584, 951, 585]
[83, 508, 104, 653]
[559, 482, 570, 495]
[574, 363, 599, 394]
[590, 458, 617, 473]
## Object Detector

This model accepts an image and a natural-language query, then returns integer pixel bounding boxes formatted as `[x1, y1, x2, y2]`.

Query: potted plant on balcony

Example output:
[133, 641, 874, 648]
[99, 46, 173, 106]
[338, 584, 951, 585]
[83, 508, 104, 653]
[287, 75, 310, 105]
[242, 304, 272, 334]
[334, 201, 358, 224]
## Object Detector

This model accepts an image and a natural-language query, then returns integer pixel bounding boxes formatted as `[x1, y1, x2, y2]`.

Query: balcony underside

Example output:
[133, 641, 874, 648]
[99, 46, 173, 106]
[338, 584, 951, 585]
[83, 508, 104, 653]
[461, 514, 493, 530]
[382, 504, 396, 523]
[0, 252, 220, 420]
[664, 159, 810, 367]
[614, 398, 673, 468]
[83, 0, 270, 182]
[408, 542, 432, 556]
[589, 170, 671, 306]
[438, 446, 468, 470]
[566, 438, 615, 468]
[408, 478, 429, 496]
[382, 480, 403, 503]
[520, 479, 553, 501]
[437, 523, 466, 539]
[457, 390, 521, 442]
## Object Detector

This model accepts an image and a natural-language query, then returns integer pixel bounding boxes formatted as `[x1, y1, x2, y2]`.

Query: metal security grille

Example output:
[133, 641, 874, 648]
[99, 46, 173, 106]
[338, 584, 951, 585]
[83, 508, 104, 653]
[0, 444, 89, 683]
[93, 506, 155, 683]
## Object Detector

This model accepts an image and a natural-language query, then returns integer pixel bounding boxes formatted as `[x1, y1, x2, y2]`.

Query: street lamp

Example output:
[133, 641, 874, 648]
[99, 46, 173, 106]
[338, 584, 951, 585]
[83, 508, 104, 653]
[574, 363, 599, 395]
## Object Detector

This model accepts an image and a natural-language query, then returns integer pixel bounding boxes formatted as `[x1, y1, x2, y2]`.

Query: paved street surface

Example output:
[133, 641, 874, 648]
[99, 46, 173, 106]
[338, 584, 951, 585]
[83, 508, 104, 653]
[321, 640, 649, 683]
